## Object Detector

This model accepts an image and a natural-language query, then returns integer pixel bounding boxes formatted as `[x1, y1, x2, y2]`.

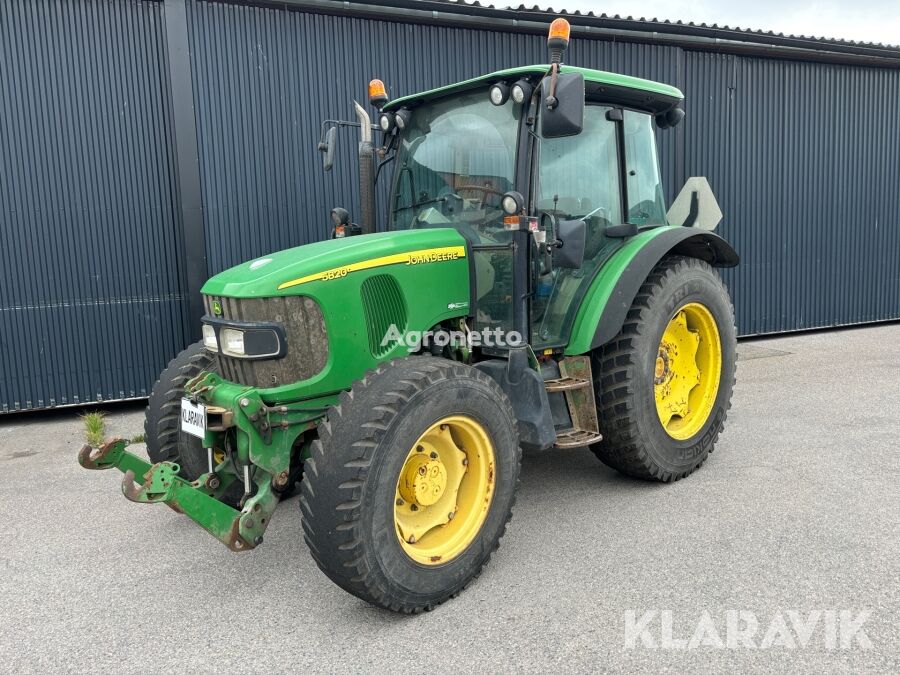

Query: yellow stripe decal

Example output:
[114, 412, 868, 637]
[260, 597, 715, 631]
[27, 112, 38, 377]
[277, 245, 467, 290]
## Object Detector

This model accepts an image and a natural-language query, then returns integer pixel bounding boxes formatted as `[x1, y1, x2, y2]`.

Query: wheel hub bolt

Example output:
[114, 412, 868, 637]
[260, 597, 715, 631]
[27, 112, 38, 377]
[448, 511, 455, 520]
[410, 504, 419, 511]
[407, 535, 416, 544]
[462, 458, 468, 466]
[429, 451, 438, 459]
[396, 498, 404, 506]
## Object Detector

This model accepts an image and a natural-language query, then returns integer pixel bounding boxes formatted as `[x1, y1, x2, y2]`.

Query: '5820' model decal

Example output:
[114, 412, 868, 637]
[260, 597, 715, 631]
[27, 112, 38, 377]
[277, 246, 466, 290]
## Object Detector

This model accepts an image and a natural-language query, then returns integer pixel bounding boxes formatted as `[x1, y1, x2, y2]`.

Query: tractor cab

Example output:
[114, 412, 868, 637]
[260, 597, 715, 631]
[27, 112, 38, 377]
[369, 60, 686, 351]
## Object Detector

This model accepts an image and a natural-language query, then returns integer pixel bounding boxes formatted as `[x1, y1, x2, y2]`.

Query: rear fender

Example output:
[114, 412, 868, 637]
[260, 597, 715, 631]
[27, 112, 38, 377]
[564, 227, 738, 355]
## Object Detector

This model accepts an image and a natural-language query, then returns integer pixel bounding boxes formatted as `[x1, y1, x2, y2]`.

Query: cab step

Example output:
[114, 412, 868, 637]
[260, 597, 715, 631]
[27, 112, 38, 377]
[544, 376, 590, 392]
[545, 355, 603, 448]
[554, 428, 603, 448]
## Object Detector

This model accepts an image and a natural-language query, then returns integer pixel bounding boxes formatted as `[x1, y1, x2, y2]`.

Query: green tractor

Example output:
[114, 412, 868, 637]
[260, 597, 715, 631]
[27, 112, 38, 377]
[79, 18, 737, 613]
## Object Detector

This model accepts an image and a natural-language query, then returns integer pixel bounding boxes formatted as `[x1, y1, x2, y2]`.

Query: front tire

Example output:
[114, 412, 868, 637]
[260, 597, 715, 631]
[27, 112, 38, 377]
[144, 341, 214, 479]
[300, 357, 521, 613]
[590, 255, 736, 481]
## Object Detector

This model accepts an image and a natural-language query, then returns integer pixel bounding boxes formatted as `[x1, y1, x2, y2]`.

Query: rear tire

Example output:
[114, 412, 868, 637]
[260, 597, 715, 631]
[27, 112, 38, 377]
[590, 255, 736, 481]
[300, 357, 521, 613]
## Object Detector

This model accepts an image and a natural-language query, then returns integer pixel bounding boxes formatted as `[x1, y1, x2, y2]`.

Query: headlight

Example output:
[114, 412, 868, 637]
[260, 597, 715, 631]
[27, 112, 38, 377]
[201, 316, 286, 360]
[220, 328, 245, 357]
[202, 324, 218, 352]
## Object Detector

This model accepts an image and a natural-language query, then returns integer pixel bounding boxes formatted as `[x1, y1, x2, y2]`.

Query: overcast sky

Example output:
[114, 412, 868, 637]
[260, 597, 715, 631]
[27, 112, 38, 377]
[500, 0, 899, 46]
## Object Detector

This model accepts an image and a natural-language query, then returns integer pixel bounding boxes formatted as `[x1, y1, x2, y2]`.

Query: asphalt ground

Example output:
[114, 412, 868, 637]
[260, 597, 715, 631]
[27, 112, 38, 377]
[0, 324, 898, 673]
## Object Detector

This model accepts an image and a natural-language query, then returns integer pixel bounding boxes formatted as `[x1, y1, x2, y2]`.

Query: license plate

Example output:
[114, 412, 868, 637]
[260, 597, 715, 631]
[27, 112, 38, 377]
[181, 398, 207, 439]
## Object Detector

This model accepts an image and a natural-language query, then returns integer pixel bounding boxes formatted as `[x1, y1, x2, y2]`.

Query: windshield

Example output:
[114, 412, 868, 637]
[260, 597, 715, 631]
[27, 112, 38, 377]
[388, 89, 520, 237]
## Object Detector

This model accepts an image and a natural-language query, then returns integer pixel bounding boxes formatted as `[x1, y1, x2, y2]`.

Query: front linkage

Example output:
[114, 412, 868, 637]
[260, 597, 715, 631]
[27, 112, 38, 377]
[78, 371, 328, 551]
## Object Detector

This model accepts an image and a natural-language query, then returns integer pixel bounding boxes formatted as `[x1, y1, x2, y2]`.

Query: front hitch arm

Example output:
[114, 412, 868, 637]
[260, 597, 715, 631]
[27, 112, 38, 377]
[78, 438, 260, 552]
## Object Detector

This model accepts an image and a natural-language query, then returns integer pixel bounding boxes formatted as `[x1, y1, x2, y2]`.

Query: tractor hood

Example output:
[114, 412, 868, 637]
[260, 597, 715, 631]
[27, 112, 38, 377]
[201, 228, 469, 298]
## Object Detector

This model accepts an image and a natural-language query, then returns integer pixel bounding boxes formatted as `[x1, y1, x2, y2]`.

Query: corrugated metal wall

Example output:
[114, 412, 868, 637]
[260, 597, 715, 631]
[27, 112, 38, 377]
[684, 52, 900, 334]
[184, 1, 681, 272]
[2, 0, 899, 411]
[0, 0, 190, 412]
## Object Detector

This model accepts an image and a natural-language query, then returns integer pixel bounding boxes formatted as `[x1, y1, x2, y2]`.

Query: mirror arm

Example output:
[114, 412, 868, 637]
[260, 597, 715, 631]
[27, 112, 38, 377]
[374, 153, 395, 185]
[545, 62, 560, 109]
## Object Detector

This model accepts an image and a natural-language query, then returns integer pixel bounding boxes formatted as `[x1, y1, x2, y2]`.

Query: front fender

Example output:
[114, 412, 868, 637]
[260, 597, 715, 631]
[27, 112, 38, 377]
[564, 227, 738, 355]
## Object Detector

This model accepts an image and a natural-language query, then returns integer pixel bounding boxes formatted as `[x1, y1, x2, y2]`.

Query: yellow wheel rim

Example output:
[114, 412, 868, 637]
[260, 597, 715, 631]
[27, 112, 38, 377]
[394, 415, 495, 565]
[654, 302, 722, 441]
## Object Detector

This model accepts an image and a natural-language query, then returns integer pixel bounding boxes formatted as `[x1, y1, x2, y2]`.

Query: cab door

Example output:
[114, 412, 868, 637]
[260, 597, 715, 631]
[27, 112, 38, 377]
[530, 106, 669, 349]
[531, 105, 623, 347]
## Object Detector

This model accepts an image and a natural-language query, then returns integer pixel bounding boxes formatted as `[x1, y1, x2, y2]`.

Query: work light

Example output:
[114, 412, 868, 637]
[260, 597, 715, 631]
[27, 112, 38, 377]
[379, 112, 395, 132]
[511, 80, 532, 105]
[501, 190, 524, 215]
[394, 108, 412, 130]
[489, 82, 509, 106]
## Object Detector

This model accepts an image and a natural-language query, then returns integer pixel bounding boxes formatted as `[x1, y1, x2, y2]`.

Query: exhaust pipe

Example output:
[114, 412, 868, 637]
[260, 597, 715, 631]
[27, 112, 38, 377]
[353, 101, 376, 234]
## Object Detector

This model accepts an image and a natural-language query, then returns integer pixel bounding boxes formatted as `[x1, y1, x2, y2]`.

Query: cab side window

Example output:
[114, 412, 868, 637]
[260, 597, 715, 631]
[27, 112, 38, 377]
[623, 110, 667, 226]
[532, 106, 622, 346]
[537, 105, 621, 257]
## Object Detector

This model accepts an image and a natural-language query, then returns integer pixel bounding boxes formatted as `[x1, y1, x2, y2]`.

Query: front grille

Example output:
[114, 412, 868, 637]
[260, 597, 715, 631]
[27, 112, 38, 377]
[204, 295, 328, 389]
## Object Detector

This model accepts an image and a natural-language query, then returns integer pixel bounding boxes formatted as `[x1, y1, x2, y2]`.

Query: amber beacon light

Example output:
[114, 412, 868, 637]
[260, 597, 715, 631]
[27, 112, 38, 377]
[368, 78, 389, 109]
[547, 18, 570, 64]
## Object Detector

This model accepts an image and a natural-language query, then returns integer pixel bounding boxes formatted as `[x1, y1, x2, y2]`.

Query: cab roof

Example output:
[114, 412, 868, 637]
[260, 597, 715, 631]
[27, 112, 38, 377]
[384, 64, 683, 114]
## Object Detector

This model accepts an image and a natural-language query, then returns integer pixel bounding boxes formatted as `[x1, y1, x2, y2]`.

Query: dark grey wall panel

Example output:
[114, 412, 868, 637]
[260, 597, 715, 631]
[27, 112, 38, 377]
[683, 52, 900, 335]
[184, 0, 680, 273]
[0, 0, 189, 412]
[2, 0, 898, 412]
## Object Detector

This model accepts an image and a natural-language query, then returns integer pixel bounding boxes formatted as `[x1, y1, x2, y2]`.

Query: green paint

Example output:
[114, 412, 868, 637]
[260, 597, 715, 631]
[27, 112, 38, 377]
[202, 228, 470, 403]
[78, 440, 248, 549]
[78, 55, 724, 558]
[384, 64, 683, 112]
[564, 227, 674, 356]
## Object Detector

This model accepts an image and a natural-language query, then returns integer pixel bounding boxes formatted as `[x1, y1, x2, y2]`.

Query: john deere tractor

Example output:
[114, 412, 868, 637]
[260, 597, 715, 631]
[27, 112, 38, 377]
[79, 19, 737, 613]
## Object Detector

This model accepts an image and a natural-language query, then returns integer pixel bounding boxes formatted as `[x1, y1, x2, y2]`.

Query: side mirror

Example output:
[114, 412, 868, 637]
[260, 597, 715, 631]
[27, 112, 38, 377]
[319, 126, 337, 172]
[604, 223, 639, 238]
[656, 107, 685, 129]
[540, 72, 585, 138]
[554, 219, 586, 269]
[330, 207, 361, 238]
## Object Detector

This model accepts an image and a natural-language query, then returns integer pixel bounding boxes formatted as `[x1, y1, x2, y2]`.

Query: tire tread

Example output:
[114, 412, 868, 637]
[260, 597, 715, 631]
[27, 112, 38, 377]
[590, 256, 736, 482]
